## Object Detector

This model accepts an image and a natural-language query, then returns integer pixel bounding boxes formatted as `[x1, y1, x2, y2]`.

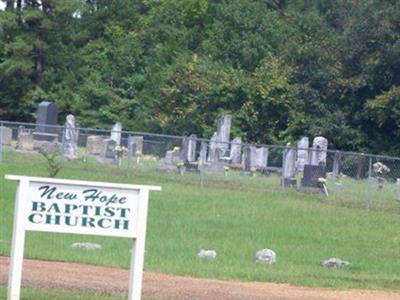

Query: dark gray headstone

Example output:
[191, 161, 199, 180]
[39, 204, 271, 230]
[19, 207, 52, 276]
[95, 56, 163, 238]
[301, 164, 326, 188]
[332, 151, 341, 178]
[356, 155, 366, 179]
[35, 101, 58, 134]
[101, 139, 116, 159]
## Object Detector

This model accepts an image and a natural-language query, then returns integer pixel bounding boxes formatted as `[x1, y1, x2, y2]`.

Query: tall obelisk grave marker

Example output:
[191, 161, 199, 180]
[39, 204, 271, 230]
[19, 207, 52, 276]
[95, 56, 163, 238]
[5, 175, 161, 300]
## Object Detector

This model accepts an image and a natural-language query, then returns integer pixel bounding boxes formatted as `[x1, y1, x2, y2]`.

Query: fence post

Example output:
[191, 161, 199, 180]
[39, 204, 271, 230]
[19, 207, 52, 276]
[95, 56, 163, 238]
[0, 121, 3, 162]
[365, 156, 373, 211]
[126, 136, 132, 177]
[281, 147, 286, 191]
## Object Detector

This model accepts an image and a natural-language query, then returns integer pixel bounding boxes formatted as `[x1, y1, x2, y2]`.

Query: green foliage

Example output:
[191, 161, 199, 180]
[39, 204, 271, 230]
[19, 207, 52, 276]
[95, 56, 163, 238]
[1, 0, 400, 154]
[39, 149, 63, 177]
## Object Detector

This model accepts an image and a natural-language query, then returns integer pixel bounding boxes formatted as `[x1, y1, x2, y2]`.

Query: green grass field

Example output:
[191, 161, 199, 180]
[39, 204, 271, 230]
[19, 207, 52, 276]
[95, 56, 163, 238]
[0, 286, 158, 300]
[1, 150, 400, 296]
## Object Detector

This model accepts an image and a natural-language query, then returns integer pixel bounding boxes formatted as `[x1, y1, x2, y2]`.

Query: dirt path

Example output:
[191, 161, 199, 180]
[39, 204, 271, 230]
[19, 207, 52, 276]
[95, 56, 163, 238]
[1, 257, 400, 300]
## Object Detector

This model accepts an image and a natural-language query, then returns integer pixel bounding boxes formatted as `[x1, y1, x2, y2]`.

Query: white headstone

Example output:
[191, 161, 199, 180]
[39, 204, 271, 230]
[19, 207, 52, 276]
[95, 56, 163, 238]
[255, 147, 268, 169]
[62, 114, 78, 159]
[230, 137, 242, 164]
[283, 143, 296, 179]
[208, 132, 219, 162]
[110, 122, 122, 146]
[310, 136, 328, 166]
[186, 134, 197, 162]
[296, 137, 309, 172]
[216, 115, 231, 156]
[0, 126, 12, 145]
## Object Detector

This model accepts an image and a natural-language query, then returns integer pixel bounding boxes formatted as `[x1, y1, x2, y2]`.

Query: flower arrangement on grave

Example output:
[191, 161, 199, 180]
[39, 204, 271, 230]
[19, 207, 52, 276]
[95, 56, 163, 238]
[176, 160, 185, 175]
[113, 146, 128, 167]
[135, 150, 143, 164]
[317, 177, 329, 196]
[373, 162, 390, 189]
[250, 166, 257, 177]
[224, 166, 230, 176]
[373, 162, 390, 175]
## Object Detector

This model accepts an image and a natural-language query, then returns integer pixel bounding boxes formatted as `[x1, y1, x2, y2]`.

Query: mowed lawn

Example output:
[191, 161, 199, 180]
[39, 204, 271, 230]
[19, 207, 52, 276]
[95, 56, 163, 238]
[1, 150, 400, 291]
[0, 287, 129, 300]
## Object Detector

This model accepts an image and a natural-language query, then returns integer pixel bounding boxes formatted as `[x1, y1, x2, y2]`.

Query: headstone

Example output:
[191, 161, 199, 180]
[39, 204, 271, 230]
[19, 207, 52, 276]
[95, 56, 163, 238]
[18, 126, 26, 136]
[17, 132, 34, 151]
[101, 139, 116, 159]
[86, 135, 104, 155]
[33, 101, 59, 141]
[310, 136, 328, 166]
[62, 114, 78, 159]
[208, 132, 219, 162]
[396, 179, 400, 202]
[110, 122, 122, 146]
[230, 137, 242, 165]
[33, 140, 60, 153]
[296, 137, 309, 172]
[282, 143, 296, 186]
[243, 146, 257, 171]
[160, 147, 182, 172]
[181, 134, 197, 163]
[187, 134, 197, 162]
[331, 151, 341, 178]
[198, 142, 208, 169]
[301, 164, 326, 188]
[128, 136, 144, 157]
[356, 155, 366, 179]
[216, 115, 231, 156]
[255, 147, 268, 170]
[0, 126, 12, 145]
[207, 147, 225, 173]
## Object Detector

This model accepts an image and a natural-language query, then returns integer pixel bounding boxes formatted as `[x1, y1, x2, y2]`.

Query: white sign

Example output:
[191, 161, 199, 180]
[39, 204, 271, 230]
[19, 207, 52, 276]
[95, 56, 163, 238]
[5, 175, 161, 300]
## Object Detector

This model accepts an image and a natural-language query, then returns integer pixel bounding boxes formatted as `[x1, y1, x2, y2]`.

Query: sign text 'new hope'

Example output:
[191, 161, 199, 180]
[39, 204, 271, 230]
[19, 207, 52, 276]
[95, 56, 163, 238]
[26, 182, 140, 238]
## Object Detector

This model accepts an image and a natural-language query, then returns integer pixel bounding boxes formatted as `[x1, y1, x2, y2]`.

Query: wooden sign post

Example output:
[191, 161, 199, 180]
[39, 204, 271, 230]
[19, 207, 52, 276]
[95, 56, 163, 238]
[5, 175, 161, 300]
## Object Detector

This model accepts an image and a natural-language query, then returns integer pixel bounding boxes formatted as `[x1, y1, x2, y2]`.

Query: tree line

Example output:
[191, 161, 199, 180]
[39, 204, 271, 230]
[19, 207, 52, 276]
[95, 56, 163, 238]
[1, 0, 399, 155]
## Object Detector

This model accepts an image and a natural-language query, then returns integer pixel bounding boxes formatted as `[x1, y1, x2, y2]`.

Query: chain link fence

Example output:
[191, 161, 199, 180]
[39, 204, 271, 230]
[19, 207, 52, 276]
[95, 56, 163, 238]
[1, 120, 400, 212]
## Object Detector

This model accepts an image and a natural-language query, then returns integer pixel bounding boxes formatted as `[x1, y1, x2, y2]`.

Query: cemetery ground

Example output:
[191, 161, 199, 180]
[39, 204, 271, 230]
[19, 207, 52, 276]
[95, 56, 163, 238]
[1, 150, 400, 299]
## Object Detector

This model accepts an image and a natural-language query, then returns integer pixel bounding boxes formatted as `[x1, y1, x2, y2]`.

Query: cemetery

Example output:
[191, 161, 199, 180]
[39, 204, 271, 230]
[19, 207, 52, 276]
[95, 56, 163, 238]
[2, 0, 400, 297]
[1, 102, 400, 300]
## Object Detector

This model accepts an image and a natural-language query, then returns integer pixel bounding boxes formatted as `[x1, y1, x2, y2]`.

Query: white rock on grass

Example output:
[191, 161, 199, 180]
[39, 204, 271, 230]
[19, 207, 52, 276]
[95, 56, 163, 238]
[255, 249, 276, 264]
[71, 242, 102, 251]
[197, 249, 217, 259]
[320, 257, 350, 268]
